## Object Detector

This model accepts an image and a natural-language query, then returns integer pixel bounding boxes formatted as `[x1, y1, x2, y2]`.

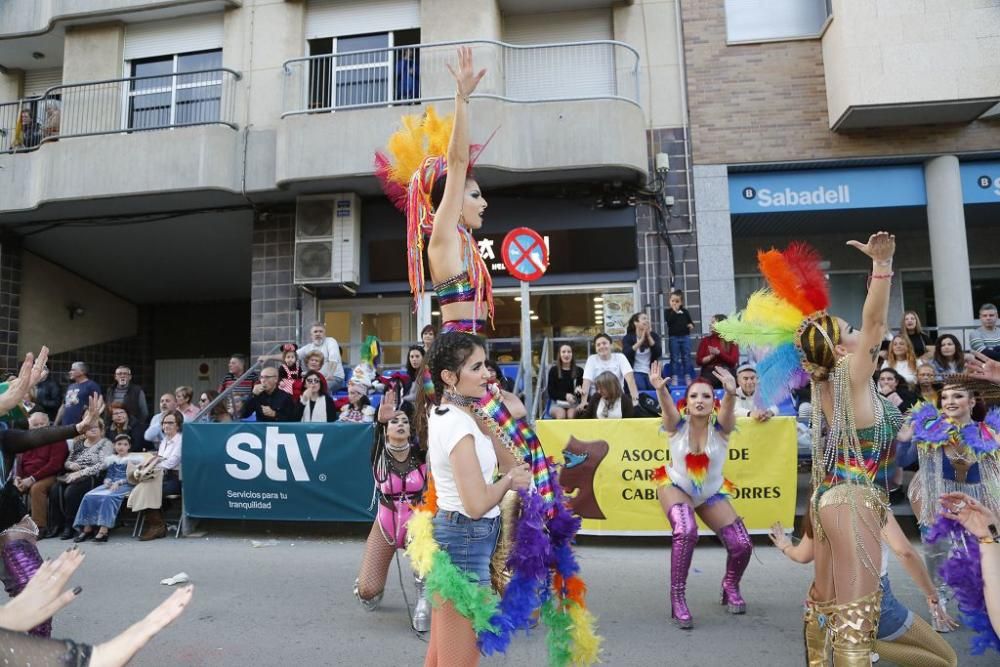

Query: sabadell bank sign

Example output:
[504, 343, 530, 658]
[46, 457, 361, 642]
[728, 165, 926, 215]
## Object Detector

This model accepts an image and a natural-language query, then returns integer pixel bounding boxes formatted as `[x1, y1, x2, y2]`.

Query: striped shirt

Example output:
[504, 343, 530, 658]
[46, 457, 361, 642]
[970, 327, 1000, 352]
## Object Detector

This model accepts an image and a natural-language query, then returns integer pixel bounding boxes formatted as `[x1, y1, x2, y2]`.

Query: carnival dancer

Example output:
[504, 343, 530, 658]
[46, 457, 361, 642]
[648, 361, 750, 628]
[353, 387, 430, 632]
[771, 508, 958, 667]
[896, 384, 1000, 643]
[717, 234, 902, 665]
[376, 47, 600, 665]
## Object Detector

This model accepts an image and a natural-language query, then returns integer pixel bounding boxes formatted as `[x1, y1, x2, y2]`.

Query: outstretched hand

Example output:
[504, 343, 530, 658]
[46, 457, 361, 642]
[649, 361, 669, 391]
[90, 586, 193, 667]
[377, 387, 399, 423]
[768, 521, 793, 552]
[0, 548, 84, 632]
[446, 45, 486, 98]
[713, 367, 738, 395]
[966, 351, 1000, 385]
[846, 231, 895, 264]
[940, 492, 999, 540]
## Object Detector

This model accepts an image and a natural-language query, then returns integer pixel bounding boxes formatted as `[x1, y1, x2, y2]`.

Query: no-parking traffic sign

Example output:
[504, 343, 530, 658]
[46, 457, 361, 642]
[501, 227, 548, 282]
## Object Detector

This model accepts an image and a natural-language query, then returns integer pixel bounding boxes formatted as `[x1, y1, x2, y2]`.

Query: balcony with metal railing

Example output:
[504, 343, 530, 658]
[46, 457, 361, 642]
[0, 1, 242, 38]
[0, 68, 243, 213]
[276, 39, 648, 192]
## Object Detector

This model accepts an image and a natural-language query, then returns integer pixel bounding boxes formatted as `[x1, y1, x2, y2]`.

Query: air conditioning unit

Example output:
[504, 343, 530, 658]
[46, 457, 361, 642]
[293, 193, 361, 286]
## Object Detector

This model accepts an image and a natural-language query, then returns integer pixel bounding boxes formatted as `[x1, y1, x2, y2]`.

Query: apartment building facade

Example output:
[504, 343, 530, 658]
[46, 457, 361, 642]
[0, 0, 694, 392]
[680, 0, 1000, 332]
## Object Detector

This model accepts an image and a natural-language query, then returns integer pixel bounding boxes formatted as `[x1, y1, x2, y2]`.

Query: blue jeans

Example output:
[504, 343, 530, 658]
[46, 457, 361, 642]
[878, 574, 913, 640]
[433, 510, 500, 585]
[669, 336, 693, 380]
[633, 372, 653, 391]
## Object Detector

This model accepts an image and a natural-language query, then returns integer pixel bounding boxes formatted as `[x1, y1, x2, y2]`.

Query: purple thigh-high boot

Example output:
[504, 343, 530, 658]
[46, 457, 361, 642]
[2, 539, 52, 636]
[667, 503, 697, 629]
[718, 517, 752, 614]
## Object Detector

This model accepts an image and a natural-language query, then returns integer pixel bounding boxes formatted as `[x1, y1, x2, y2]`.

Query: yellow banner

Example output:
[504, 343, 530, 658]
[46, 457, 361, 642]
[536, 417, 798, 535]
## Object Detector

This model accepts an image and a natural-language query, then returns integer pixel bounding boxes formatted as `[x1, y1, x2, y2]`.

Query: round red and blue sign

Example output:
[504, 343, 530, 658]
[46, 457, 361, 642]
[501, 227, 548, 282]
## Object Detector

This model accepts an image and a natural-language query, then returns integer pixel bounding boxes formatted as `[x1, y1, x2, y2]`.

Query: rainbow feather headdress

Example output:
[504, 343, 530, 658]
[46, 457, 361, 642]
[375, 107, 494, 323]
[715, 242, 831, 408]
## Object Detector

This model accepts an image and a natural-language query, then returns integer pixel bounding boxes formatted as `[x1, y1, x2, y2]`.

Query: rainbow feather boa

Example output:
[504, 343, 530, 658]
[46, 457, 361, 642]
[926, 514, 1000, 655]
[406, 386, 601, 665]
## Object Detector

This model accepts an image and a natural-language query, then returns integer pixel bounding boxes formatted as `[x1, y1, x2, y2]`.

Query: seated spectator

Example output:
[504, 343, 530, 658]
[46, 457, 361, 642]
[298, 371, 337, 422]
[105, 402, 145, 451]
[579, 333, 640, 413]
[697, 315, 740, 389]
[882, 335, 919, 388]
[877, 368, 917, 414]
[104, 365, 148, 427]
[547, 344, 584, 420]
[143, 393, 176, 450]
[198, 389, 232, 423]
[297, 323, 346, 393]
[128, 410, 183, 541]
[42, 419, 112, 540]
[218, 354, 258, 412]
[73, 435, 144, 543]
[915, 365, 940, 405]
[174, 386, 198, 423]
[900, 310, 934, 361]
[401, 345, 425, 404]
[580, 371, 634, 420]
[622, 312, 662, 391]
[485, 360, 525, 419]
[302, 350, 326, 384]
[733, 363, 779, 421]
[12, 411, 69, 537]
[338, 378, 375, 423]
[240, 367, 296, 422]
[970, 302, 1000, 360]
[931, 333, 965, 377]
[484, 359, 515, 394]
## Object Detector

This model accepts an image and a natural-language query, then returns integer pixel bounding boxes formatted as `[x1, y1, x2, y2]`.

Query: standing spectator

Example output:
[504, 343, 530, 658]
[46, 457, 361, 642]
[143, 393, 176, 450]
[12, 411, 69, 537]
[12, 109, 40, 150]
[421, 325, 435, 351]
[104, 365, 149, 426]
[547, 344, 584, 420]
[218, 354, 258, 409]
[240, 367, 296, 422]
[33, 372, 62, 422]
[174, 386, 198, 423]
[401, 345, 425, 405]
[733, 363, 778, 421]
[43, 420, 112, 540]
[970, 303, 1000, 360]
[394, 47, 420, 101]
[899, 310, 934, 361]
[580, 371, 634, 420]
[697, 315, 740, 389]
[40, 100, 60, 141]
[622, 312, 662, 391]
[338, 379, 375, 423]
[297, 322, 345, 393]
[55, 362, 101, 426]
[579, 333, 640, 412]
[297, 371, 337, 422]
[105, 402, 144, 450]
[931, 333, 965, 376]
[882, 334, 919, 388]
[665, 290, 695, 387]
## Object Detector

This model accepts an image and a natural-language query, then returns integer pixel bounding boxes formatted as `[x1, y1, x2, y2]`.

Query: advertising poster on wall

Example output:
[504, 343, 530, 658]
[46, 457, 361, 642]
[602, 292, 633, 337]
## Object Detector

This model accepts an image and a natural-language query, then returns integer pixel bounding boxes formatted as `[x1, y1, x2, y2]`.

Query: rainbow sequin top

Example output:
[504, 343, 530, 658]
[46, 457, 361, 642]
[819, 395, 901, 493]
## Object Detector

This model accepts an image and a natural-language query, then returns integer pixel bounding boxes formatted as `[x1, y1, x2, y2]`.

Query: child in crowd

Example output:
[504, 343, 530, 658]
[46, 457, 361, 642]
[277, 343, 303, 401]
[73, 435, 144, 543]
[339, 379, 375, 423]
[665, 290, 695, 387]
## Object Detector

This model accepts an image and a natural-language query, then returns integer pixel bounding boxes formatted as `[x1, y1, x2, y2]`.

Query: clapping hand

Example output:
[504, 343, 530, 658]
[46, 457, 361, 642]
[446, 45, 486, 99]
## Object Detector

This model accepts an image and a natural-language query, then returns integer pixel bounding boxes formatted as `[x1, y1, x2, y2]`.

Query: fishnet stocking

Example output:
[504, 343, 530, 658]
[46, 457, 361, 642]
[875, 616, 957, 667]
[424, 599, 480, 667]
[356, 523, 397, 601]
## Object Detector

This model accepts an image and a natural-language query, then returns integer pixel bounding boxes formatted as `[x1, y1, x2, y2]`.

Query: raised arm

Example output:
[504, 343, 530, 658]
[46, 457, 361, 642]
[426, 47, 486, 280]
[0, 347, 50, 416]
[846, 232, 896, 384]
[650, 361, 681, 431]
[713, 367, 738, 434]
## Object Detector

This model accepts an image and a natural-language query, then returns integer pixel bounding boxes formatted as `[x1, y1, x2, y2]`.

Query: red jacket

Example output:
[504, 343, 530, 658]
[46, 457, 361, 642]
[16, 440, 68, 481]
[697, 333, 739, 371]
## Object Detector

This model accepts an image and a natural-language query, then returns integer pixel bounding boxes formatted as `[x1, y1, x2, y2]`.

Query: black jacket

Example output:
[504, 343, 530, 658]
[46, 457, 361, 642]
[104, 383, 149, 426]
[622, 331, 663, 369]
[241, 388, 297, 422]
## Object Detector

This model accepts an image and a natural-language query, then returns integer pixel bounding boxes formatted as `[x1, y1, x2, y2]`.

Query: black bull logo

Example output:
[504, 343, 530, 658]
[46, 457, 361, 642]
[559, 436, 611, 520]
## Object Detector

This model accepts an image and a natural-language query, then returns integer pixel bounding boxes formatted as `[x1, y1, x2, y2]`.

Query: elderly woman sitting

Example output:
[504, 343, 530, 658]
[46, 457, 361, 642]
[127, 409, 183, 541]
[42, 419, 112, 540]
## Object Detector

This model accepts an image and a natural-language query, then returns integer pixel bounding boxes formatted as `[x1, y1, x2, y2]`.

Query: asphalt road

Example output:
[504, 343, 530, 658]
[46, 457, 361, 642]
[35, 522, 993, 666]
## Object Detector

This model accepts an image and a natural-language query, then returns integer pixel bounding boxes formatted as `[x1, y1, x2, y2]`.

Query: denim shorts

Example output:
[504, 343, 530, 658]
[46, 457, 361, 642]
[878, 575, 914, 640]
[433, 510, 500, 586]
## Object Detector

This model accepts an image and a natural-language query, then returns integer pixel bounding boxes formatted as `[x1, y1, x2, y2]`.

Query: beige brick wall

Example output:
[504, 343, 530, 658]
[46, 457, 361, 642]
[680, 0, 1000, 166]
